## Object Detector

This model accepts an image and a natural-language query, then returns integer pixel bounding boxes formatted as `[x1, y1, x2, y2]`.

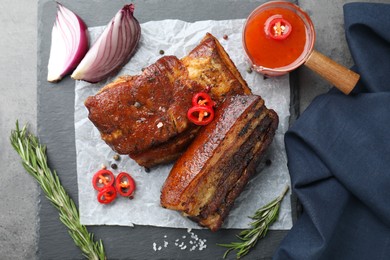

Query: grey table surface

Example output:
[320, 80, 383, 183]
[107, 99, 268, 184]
[1, 0, 388, 259]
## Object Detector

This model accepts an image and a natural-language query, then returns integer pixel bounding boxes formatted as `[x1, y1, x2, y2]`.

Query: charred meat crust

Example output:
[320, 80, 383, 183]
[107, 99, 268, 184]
[198, 114, 275, 219]
[197, 112, 278, 231]
[160, 95, 279, 231]
[182, 100, 268, 216]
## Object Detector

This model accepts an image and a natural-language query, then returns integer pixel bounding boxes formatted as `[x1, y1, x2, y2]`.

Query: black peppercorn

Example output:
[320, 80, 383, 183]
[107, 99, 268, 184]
[111, 163, 118, 170]
[159, 50, 165, 55]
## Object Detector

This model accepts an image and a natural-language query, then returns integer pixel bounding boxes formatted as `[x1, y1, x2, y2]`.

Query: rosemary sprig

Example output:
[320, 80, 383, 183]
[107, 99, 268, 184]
[10, 122, 106, 260]
[218, 185, 289, 259]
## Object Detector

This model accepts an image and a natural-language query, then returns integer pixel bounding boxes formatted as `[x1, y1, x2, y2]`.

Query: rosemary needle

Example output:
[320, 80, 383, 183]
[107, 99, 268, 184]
[218, 185, 289, 259]
[10, 122, 106, 260]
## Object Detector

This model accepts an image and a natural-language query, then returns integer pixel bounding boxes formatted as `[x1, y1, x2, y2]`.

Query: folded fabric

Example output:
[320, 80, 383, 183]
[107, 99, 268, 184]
[273, 3, 390, 260]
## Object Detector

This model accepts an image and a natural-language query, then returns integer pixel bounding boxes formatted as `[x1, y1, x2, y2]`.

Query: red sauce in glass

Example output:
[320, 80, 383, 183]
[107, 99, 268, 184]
[244, 7, 307, 68]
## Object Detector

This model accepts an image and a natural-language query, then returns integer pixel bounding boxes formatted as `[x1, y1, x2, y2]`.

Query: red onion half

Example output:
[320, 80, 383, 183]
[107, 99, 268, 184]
[71, 4, 141, 83]
[47, 3, 89, 82]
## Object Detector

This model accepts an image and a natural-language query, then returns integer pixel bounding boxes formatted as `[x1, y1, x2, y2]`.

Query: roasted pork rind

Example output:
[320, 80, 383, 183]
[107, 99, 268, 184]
[161, 95, 278, 231]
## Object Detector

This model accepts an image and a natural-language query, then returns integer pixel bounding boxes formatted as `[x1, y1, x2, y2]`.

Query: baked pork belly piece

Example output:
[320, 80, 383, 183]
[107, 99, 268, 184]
[84, 33, 251, 168]
[160, 95, 278, 231]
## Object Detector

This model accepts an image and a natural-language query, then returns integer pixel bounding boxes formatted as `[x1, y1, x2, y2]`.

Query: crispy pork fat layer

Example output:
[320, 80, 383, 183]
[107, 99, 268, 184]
[160, 95, 279, 231]
[84, 33, 251, 168]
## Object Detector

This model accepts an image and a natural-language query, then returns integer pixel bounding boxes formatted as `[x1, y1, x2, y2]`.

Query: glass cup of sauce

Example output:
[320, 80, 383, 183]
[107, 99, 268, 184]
[243, 1, 359, 94]
[243, 1, 315, 76]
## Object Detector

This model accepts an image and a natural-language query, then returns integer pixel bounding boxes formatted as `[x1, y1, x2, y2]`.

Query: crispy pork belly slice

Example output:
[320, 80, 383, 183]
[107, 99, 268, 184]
[85, 56, 204, 158]
[130, 126, 199, 168]
[85, 33, 252, 168]
[160, 95, 278, 231]
[181, 33, 252, 101]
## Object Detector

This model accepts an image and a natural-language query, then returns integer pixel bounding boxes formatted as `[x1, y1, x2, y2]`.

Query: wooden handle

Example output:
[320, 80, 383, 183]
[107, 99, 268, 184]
[304, 49, 360, 95]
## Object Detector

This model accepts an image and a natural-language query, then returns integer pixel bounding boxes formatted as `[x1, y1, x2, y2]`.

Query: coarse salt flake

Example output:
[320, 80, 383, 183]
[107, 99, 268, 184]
[152, 230, 208, 253]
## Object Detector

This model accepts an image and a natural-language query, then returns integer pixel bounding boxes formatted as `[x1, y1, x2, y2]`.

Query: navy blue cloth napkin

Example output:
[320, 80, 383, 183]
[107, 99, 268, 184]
[273, 3, 390, 260]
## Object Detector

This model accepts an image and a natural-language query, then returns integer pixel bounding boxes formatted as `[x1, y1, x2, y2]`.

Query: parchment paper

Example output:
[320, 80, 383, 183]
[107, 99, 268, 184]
[75, 19, 292, 230]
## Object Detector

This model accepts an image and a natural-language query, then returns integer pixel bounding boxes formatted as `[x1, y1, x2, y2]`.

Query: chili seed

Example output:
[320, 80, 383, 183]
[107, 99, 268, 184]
[113, 154, 120, 161]
[111, 163, 118, 170]
[101, 164, 107, 170]
[223, 34, 228, 40]
[159, 50, 165, 55]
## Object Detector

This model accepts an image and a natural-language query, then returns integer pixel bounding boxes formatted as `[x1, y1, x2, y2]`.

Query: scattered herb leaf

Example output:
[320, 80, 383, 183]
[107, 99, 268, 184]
[10, 121, 106, 260]
[218, 185, 289, 259]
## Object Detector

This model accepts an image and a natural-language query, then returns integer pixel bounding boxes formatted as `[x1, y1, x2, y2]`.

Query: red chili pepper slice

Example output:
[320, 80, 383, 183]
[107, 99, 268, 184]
[192, 92, 216, 108]
[115, 172, 136, 198]
[97, 185, 117, 204]
[267, 17, 292, 40]
[92, 169, 115, 191]
[187, 105, 214, 126]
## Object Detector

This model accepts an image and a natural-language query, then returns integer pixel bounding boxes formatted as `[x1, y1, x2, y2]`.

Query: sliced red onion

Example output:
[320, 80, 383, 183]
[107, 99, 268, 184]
[47, 3, 89, 82]
[71, 4, 141, 83]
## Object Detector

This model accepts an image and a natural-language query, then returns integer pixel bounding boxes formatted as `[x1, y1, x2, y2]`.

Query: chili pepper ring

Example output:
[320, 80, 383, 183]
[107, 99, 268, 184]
[92, 169, 115, 191]
[97, 185, 117, 204]
[264, 15, 292, 40]
[192, 92, 216, 108]
[115, 172, 136, 197]
[187, 92, 216, 126]
[187, 105, 215, 126]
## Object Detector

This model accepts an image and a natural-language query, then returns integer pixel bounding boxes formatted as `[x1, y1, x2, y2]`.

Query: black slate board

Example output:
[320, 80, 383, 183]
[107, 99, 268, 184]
[37, 0, 299, 259]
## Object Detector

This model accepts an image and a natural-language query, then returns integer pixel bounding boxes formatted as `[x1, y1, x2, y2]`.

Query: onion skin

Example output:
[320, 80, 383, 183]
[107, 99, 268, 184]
[71, 4, 141, 83]
[47, 3, 89, 83]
